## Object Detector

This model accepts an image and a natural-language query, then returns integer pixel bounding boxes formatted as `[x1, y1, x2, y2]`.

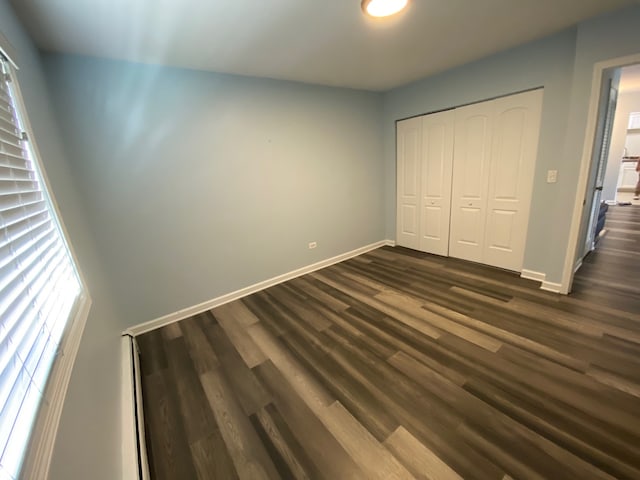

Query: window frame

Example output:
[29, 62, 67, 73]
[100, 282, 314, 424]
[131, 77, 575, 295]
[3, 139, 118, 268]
[0, 40, 92, 480]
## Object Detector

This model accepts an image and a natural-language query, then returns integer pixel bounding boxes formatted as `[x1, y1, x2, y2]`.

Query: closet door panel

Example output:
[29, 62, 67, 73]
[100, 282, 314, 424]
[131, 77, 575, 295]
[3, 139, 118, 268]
[449, 102, 493, 263]
[484, 90, 543, 271]
[419, 110, 454, 256]
[396, 117, 422, 249]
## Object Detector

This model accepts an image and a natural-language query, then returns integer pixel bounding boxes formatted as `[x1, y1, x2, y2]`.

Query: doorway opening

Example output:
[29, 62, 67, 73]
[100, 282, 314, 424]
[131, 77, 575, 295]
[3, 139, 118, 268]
[566, 59, 640, 301]
[602, 65, 640, 207]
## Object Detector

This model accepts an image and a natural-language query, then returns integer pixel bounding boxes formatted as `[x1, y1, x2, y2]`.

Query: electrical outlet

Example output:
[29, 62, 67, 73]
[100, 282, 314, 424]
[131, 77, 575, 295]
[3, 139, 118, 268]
[308, 242, 317, 249]
[547, 169, 558, 183]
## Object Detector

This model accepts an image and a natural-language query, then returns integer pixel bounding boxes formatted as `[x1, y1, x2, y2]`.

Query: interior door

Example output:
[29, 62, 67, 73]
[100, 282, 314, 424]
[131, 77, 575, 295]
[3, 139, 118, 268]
[584, 84, 617, 255]
[449, 101, 493, 263]
[483, 89, 543, 271]
[396, 117, 421, 249]
[419, 110, 454, 256]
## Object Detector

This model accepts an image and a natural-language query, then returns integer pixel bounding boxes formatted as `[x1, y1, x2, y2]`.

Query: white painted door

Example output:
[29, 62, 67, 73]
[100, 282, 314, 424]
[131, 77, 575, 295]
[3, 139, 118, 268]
[419, 110, 454, 256]
[449, 101, 493, 263]
[483, 90, 543, 271]
[396, 117, 421, 249]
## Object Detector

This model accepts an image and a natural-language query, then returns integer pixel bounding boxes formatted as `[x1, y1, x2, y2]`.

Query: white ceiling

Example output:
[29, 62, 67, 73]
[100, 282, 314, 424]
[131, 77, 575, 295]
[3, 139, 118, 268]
[9, 0, 635, 91]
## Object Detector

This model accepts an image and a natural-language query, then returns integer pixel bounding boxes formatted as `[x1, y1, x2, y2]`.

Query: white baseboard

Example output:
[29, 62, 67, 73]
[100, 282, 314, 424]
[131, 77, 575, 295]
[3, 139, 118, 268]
[541, 281, 563, 293]
[521, 269, 563, 293]
[520, 269, 546, 282]
[125, 240, 391, 336]
[385, 239, 396, 247]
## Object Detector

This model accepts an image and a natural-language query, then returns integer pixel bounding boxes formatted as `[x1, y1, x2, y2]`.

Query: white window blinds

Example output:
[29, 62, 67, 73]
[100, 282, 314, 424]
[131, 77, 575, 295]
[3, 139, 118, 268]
[0, 56, 81, 479]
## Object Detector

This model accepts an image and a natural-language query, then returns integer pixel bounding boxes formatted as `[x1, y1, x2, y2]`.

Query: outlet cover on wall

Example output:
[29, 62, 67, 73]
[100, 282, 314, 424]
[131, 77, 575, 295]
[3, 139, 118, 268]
[547, 169, 558, 183]
[308, 242, 317, 249]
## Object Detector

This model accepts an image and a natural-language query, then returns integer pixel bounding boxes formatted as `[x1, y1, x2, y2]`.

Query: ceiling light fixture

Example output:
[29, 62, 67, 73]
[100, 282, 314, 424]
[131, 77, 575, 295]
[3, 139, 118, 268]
[361, 0, 409, 18]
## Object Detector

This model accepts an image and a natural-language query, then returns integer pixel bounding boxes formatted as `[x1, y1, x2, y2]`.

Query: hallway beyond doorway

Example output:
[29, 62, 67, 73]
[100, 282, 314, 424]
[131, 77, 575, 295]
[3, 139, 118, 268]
[572, 204, 640, 312]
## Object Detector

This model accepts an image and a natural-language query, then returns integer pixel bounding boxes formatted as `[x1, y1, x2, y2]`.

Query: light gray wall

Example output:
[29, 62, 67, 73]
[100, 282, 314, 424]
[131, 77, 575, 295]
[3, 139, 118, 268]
[382, 30, 577, 282]
[0, 3, 122, 480]
[3, 5, 638, 477]
[603, 91, 640, 201]
[560, 5, 640, 275]
[42, 54, 386, 324]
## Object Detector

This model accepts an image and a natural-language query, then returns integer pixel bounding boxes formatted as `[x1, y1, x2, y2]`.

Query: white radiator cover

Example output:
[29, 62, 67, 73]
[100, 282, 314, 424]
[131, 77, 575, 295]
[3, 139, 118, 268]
[121, 336, 150, 480]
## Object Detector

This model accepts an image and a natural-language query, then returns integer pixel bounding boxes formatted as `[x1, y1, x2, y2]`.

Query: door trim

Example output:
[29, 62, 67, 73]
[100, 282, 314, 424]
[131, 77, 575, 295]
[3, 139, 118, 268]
[561, 52, 640, 294]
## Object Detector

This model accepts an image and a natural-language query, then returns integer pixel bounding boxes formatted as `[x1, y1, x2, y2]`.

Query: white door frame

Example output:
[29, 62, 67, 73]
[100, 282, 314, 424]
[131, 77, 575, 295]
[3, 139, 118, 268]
[561, 52, 640, 294]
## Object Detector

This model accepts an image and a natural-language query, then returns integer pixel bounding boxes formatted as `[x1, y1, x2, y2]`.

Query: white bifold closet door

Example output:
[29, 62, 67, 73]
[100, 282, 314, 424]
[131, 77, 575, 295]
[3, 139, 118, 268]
[419, 110, 454, 256]
[396, 117, 421, 250]
[448, 100, 493, 263]
[397, 89, 543, 272]
[482, 90, 543, 271]
[449, 89, 543, 271]
[396, 110, 454, 256]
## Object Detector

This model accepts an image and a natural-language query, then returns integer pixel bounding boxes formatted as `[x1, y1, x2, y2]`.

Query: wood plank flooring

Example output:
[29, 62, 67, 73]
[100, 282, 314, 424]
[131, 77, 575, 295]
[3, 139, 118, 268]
[137, 236, 640, 479]
[572, 204, 640, 313]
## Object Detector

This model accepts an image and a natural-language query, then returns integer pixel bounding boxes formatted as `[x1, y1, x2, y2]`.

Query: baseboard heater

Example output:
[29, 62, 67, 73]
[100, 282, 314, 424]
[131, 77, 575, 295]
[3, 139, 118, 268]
[122, 335, 151, 480]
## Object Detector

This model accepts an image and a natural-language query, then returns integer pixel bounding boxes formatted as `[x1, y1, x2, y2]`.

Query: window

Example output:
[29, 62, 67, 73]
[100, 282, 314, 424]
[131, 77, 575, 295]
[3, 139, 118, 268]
[0, 55, 83, 479]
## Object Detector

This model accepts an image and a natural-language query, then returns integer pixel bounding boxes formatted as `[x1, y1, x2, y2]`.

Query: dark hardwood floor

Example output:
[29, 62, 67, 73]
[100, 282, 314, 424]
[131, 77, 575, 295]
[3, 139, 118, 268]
[572, 204, 640, 313]
[137, 222, 640, 479]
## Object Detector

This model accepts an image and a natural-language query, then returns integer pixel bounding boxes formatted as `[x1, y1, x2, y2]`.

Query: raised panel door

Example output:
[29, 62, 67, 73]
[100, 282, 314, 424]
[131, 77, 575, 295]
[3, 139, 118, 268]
[449, 102, 493, 263]
[396, 117, 421, 249]
[483, 89, 543, 271]
[419, 110, 454, 256]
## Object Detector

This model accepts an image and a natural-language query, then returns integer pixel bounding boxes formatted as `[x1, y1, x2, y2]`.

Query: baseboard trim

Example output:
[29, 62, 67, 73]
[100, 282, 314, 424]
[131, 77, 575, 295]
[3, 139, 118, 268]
[125, 240, 392, 336]
[520, 269, 546, 283]
[521, 269, 563, 293]
[541, 281, 563, 293]
[385, 240, 396, 247]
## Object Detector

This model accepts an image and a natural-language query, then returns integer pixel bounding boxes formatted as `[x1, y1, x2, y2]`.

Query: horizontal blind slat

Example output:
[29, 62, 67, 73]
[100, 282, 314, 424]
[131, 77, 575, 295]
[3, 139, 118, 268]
[0, 201, 48, 231]
[0, 251, 70, 408]
[1, 381, 44, 474]
[0, 230, 57, 287]
[0, 91, 11, 108]
[0, 150, 30, 166]
[0, 139, 25, 159]
[18, 263, 74, 379]
[0, 253, 68, 399]
[0, 56, 83, 480]
[0, 240, 64, 317]
[0, 219, 54, 258]
[0, 368, 30, 457]
[0, 118, 20, 140]
[0, 194, 44, 214]
[0, 179, 40, 195]
[0, 153, 31, 171]
[0, 166, 35, 182]
[0, 266, 75, 423]
[0, 108, 14, 127]
[0, 220, 53, 263]
[0, 211, 51, 248]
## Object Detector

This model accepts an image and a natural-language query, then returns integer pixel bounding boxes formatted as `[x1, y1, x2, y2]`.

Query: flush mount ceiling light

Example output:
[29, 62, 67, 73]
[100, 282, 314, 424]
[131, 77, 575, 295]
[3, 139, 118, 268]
[361, 0, 409, 18]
